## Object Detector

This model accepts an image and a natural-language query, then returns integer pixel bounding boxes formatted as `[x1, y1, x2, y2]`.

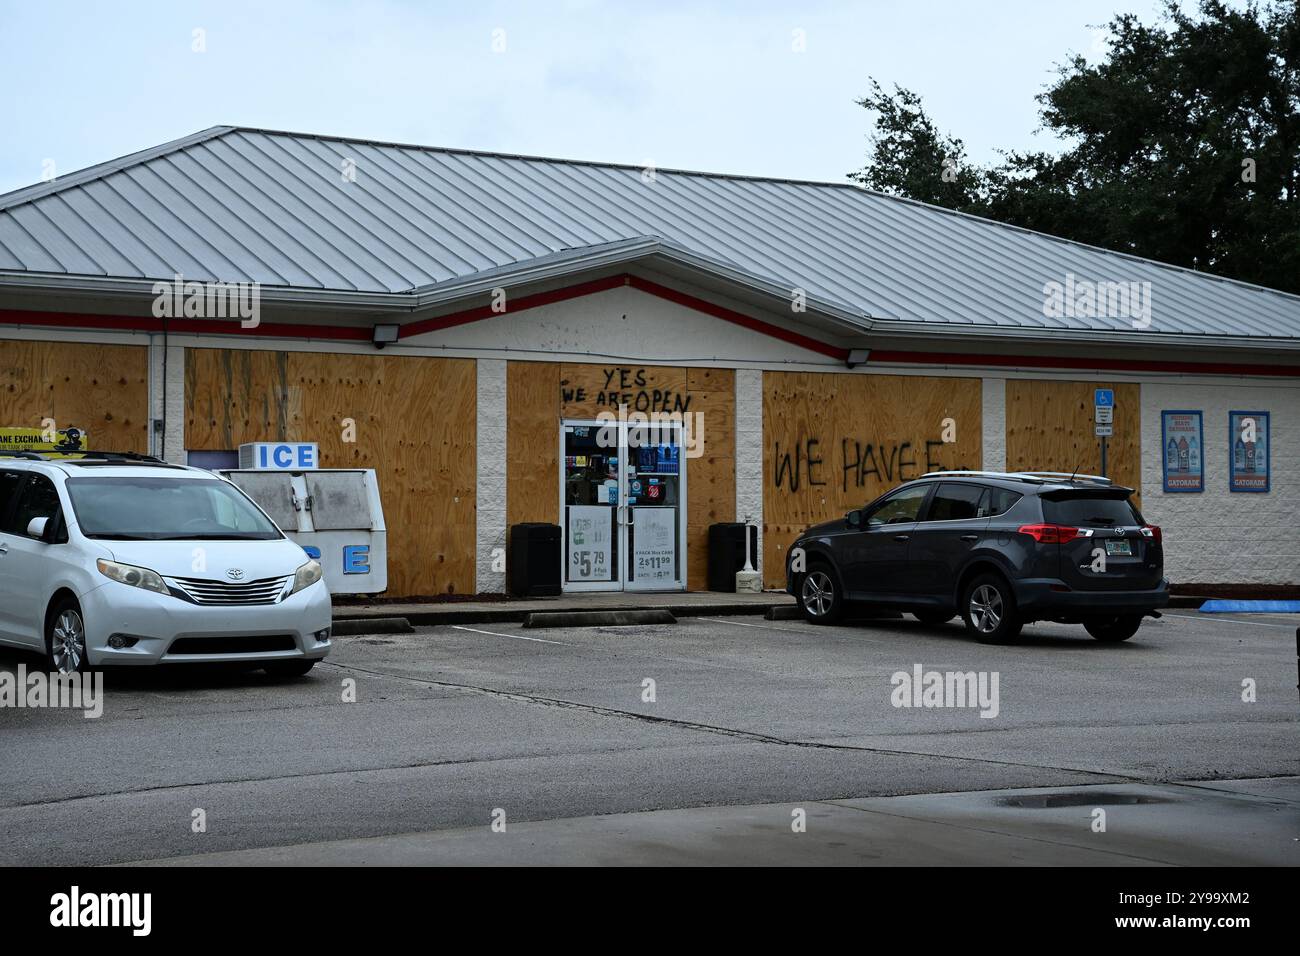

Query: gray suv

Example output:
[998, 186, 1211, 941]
[784, 471, 1169, 643]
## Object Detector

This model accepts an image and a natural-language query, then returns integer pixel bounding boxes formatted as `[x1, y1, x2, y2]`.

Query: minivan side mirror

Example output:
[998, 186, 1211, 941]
[845, 510, 862, 529]
[26, 516, 48, 541]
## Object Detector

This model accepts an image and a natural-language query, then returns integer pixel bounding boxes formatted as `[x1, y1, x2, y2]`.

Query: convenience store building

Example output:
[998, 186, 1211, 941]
[1, 126, 1297, 596]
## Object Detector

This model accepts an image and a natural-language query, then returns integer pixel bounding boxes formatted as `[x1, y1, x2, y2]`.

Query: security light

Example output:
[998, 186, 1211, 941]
[846, 348, 870, 369]
[372, 324, 401, 349]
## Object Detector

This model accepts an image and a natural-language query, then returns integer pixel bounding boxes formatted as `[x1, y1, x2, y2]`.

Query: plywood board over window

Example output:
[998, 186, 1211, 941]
[763, 372, 983, 588]
[685, 367, 735, 590]
[507, 361, 560, 528]
[0, 339, 149, 451]
[1004, 380, 1141, 506]
[186, 348, 476, 598]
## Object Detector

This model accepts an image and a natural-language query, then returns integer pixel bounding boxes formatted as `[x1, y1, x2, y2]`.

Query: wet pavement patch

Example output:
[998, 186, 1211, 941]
[998, 790, 1172, 809]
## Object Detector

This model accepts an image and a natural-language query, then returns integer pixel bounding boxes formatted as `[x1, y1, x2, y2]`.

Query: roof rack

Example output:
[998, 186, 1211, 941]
[920, 470, 1049, 484]
[1015, 471, 1113, 485]
[74, 451, 168, 463]
[919, 470, 1114, 486]
[0, 449, 180, 466]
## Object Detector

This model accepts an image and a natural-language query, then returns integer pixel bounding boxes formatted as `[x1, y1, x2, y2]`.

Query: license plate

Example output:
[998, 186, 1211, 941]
[1104, 539, 1132, 556]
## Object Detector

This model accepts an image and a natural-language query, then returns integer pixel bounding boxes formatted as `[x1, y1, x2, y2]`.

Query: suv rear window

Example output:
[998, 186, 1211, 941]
[981, 488, 1022, 517]
[1042, 494, 1140, 527]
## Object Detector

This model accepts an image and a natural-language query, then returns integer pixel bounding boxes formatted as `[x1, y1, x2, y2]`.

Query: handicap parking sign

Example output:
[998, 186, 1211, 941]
[1094, 388, 1115, 408]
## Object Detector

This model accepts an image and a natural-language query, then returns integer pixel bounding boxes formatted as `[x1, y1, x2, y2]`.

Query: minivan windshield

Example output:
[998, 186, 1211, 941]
[1042, 494, 1141, 528]
[65, 476, 282, 540]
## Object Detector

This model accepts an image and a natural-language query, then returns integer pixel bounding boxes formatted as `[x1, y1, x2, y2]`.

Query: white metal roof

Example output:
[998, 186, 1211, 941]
[3, 125, 1300, 343]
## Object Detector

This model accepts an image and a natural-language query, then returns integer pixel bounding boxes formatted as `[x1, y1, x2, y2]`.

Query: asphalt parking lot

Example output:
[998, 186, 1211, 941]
[1, 609, 1297, 865]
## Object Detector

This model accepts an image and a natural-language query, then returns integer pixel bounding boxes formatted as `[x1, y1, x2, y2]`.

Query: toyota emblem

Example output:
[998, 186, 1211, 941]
[225, 568, 246, 581]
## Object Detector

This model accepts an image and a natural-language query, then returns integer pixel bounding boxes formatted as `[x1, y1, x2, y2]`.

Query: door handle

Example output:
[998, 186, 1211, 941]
[893, 534, 910, 542]
[960, 534, 979, 542]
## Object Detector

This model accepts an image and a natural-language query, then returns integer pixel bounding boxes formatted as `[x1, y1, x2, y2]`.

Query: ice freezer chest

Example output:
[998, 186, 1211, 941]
[219, 468, 388, 596]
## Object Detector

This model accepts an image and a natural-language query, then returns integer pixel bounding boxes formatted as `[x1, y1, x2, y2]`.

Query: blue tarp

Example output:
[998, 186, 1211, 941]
[1199, 600, 1300, 613]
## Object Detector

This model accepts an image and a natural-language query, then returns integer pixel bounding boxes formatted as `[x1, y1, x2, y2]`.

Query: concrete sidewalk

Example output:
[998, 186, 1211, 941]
[332, 589, 797, 626]
[135, 777, 1300, 867]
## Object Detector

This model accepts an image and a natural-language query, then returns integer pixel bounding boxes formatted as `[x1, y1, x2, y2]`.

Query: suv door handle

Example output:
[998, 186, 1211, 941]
[960, 534, 979, 542]
[893, 534, 910, 542]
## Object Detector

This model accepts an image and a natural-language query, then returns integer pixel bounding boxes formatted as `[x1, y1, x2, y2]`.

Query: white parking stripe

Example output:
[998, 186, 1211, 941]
[696, 616, 809, 632]
[1162, 612, 1298, 629]
[695, 617, 892, 644]
[450, 625, 572, 646]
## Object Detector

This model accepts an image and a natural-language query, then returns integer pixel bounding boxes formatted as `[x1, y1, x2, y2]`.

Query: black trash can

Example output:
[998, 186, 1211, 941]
[707, 522, 759, 592]
[509, 523, 562, 597]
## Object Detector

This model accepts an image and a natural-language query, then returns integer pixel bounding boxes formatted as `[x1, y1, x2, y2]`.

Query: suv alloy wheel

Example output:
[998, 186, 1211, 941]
[961, 573, 1023, 644]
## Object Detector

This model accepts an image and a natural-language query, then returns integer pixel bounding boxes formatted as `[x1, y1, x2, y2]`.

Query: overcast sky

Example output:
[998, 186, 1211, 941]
[1, 0, 1179, 195]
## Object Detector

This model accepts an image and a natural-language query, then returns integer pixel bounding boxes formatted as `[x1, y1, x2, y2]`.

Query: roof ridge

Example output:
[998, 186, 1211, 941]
[221, 124, 870, 191]
[0, 125, 236, 212]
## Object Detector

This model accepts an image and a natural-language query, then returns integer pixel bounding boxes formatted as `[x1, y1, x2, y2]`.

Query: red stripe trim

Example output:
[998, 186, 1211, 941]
[0, 309, 371, 340]
[624, 275, 848, 360]
[400, 274, 627, 337]
[869, 348, 1300, 378]
[3, 283, 1299, 376]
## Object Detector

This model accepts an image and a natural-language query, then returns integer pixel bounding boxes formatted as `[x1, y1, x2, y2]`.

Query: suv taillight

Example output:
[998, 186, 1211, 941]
[1017, 523, 1080, 544]
[1142, 525, 1162, 544]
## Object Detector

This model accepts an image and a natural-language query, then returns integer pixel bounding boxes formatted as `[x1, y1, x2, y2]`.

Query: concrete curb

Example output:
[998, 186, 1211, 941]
[524, 609, 677, 629]
[333, 601, 792, 627]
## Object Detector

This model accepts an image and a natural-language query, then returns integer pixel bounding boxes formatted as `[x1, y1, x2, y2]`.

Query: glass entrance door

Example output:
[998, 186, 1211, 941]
[624, 418, 685, 591]
[560, 418, 686, 592]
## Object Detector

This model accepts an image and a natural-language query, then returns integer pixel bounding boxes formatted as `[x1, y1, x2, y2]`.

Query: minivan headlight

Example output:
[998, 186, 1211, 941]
[290, 559, 322, 594]
[96, 558, 169, 595]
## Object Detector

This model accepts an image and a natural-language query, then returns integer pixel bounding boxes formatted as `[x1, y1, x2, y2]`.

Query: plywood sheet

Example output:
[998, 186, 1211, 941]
[686, 366, 735, 590]
[762, 372, 983, 587]
[1005, 379, 1141, 505]
[507, 361, 560, 528]
[0, 339, 148, 451]
[186, 348, 476, 597]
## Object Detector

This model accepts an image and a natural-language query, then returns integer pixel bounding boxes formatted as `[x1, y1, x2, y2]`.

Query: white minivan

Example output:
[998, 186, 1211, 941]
[0, 452, 332, 675]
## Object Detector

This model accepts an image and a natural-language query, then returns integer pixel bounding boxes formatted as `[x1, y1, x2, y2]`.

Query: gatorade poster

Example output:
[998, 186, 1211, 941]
[1160, 411, 1203, 492]
[1229, 411, 1270, 492]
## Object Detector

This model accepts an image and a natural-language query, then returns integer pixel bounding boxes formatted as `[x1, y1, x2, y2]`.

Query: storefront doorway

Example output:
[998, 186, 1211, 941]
[560, 417, 686, 592]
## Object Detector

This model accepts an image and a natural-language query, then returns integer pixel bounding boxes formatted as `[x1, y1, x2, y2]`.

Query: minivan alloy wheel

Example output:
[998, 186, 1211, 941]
[51, 609, 86, 674]
[801, 571, 835, 617]
[968, 584, 1003, 634]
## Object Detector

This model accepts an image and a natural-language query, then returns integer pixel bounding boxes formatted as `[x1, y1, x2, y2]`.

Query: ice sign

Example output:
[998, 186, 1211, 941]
[238, 442, 319, 470]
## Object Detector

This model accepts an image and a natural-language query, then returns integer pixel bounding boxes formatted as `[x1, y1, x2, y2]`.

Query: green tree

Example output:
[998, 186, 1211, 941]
[848, 80, 990, 212]
[851, 0, 1300, 294]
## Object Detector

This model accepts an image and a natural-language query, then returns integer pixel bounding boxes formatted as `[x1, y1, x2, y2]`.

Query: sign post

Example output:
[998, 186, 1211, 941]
[1094, 389, 1115, 477]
